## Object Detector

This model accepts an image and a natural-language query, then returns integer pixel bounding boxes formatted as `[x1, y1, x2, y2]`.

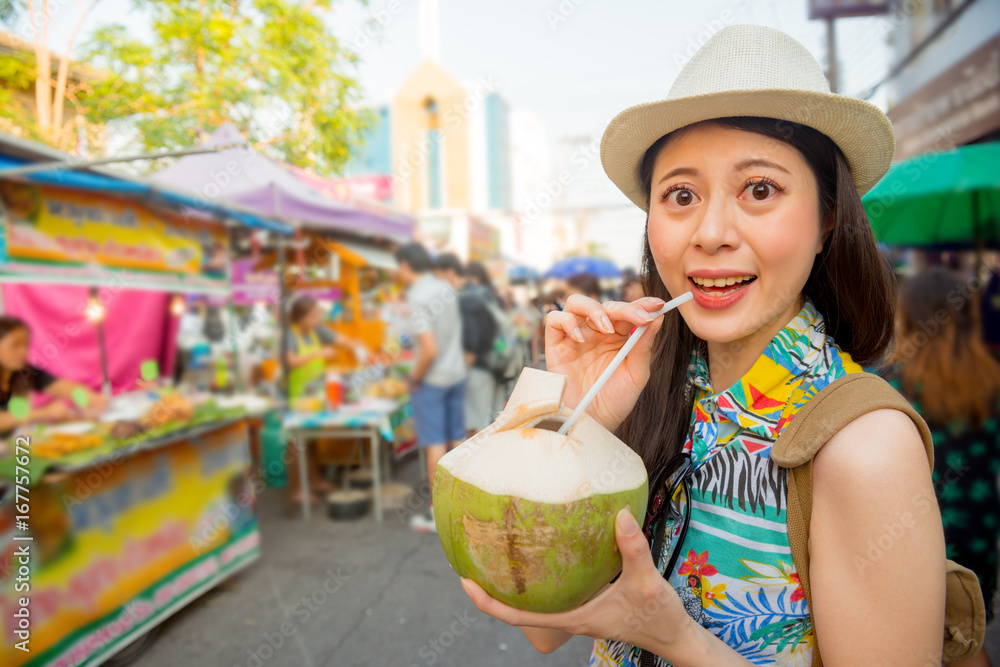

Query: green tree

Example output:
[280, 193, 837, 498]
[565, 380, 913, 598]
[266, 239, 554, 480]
[80, 0, 368, 174]
[0, 0, 105, 150]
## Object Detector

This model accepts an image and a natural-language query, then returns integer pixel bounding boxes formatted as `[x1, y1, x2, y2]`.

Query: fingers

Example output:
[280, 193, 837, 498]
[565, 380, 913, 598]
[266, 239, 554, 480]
[563, 295, 666, 335]
[601, 299, 667, 336]
[461, 578, 568, 630]
[615, 508, 657, 574]
[545, 310, 587, 344]
[562, 294, 615, 335]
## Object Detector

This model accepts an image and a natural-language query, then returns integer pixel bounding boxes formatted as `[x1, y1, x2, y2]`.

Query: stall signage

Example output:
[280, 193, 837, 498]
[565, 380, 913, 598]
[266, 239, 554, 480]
[0, 183, 229, 282]
[0, 421, 260, 666]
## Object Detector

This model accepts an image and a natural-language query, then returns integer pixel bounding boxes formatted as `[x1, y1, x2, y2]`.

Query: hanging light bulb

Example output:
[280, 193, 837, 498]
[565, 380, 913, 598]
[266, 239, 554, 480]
[84, 296, 106, 323]
[170, 294, 186, 316]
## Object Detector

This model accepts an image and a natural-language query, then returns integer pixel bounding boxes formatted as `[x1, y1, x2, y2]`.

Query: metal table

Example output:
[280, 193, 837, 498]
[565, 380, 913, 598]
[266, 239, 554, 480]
[282, 399, 410, 521]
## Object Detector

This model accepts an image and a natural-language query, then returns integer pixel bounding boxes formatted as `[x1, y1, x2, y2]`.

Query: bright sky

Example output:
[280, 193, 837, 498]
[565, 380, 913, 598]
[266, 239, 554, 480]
[36, 0, 897, 269]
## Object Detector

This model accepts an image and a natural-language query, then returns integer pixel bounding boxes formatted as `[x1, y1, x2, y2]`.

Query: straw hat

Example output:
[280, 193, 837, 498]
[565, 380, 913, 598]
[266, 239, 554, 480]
[601, 24, 894, 211]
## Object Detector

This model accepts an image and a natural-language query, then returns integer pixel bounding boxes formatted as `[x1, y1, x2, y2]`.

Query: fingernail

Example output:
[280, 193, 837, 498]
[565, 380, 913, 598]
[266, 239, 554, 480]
[636, 308, 654, 323]
[617, 506, 639, 536]
[600, 314, 614, 333]
[572, 327, 585, 343]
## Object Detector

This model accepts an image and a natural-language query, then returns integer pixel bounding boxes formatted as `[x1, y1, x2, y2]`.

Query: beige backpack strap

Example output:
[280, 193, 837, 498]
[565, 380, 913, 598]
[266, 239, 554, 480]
[770, 373, 935, 666]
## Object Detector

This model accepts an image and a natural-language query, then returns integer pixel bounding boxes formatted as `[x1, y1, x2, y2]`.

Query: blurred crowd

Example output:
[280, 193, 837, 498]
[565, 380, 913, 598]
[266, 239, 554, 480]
[400, 241, 1000, 636]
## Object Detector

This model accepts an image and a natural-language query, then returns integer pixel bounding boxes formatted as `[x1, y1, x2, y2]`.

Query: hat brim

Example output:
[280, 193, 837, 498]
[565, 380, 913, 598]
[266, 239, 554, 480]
[600, 88, 895, 211]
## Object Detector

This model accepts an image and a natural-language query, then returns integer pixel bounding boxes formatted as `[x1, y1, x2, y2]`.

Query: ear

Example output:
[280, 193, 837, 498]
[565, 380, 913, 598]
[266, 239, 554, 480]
[816, 213, 834, 255]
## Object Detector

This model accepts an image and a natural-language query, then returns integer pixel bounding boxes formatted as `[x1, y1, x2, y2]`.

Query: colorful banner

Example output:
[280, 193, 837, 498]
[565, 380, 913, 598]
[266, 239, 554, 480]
[230, 259, 342, 305]
[0, 421, 260, 666]
[0, 183, 229, 291]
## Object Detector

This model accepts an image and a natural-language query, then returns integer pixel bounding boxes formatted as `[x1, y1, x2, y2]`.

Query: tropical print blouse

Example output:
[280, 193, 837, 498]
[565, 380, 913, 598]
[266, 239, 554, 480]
[590, 299, 864, 667]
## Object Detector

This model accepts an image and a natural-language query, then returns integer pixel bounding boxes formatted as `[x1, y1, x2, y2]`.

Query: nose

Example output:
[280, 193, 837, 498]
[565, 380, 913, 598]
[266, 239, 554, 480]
[690, 197, 740, 254]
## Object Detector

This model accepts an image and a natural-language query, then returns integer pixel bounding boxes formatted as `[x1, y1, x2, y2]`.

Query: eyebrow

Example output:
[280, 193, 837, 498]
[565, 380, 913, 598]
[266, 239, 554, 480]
[734, 158, 790, 175]
[655, 159, 791, 186]
[656, 167, 698, 186]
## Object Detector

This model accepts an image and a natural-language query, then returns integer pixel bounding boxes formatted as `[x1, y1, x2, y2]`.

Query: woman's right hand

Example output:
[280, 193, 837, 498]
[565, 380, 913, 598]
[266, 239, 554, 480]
[545, 295, 666, 432]
[36, 400, 77, 424]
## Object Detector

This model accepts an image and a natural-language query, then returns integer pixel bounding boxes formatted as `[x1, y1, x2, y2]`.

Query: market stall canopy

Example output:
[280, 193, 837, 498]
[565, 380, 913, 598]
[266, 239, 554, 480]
[544, 256, 621, 279]
[0, 133, 296, 295]
[0, 134, 291, 235]
[151, 124, 414, 241]
[334, 239, 398, 271]
[509, 264, 541, 282]
[863, 142, 1000, 248]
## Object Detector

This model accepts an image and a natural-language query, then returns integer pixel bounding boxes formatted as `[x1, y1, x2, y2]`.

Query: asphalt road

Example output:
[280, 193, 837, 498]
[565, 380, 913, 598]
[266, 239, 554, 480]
[129, 453, 593, 667]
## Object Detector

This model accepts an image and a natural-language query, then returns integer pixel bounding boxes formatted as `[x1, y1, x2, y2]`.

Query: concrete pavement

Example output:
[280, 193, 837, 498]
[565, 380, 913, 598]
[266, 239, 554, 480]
[130, 453, 594, 667]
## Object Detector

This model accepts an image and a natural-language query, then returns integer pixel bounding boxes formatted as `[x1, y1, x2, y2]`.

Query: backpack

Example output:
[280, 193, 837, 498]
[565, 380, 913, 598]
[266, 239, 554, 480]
[477, 292, 526, 382]
[770, 373, 986, 664]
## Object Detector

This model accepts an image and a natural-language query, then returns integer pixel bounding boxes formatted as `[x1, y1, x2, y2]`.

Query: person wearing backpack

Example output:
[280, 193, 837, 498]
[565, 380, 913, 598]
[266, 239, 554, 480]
[434, 253, 499, 437]
[467, 260, 528, 405]
[396, 243, 467, 534]
[458, 25, 983, 666]
[884, 268, 1000, 667]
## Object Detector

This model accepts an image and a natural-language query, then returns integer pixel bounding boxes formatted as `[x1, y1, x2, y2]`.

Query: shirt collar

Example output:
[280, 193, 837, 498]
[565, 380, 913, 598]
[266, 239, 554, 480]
[686, 298, 825, 421]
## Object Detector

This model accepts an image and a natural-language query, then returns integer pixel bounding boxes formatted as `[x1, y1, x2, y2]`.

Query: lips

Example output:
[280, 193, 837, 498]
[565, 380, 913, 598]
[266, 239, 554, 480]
[688, 273, 757, 310]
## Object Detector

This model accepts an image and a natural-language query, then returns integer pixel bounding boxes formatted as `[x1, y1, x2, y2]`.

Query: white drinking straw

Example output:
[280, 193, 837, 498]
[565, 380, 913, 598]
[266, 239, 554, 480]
[557, 292, 694, 435]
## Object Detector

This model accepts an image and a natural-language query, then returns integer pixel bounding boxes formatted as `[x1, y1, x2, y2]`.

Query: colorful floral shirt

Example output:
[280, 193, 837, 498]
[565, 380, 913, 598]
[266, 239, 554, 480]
[590, 299, 864, 667]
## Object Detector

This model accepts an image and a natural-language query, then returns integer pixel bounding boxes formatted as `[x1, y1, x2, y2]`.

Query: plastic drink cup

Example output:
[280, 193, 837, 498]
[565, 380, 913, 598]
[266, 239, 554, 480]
[326, 373, 344, 410]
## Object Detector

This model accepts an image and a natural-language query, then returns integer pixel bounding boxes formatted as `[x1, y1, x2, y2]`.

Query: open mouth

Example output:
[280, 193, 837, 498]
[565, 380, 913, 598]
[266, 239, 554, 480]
[689, 274, 758, 296]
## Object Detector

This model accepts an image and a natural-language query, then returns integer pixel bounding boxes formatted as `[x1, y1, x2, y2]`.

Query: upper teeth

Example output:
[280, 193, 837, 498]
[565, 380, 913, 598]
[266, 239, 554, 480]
[691, 275, 755, 287]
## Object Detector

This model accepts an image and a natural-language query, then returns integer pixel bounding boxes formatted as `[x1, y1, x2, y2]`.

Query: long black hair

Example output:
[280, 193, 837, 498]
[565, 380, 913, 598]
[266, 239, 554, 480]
[619, 117, 896, 475]
[0, 316, 32, 397]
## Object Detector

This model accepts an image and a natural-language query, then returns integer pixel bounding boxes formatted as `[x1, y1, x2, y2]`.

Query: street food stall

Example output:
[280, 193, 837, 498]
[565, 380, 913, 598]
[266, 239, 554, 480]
[148, 124, 419, 521]
[0, 135, 291, 666]
[250, 232, 415, 520]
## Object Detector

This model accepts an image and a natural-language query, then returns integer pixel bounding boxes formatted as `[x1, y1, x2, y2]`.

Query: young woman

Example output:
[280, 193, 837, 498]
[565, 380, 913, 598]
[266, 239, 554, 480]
[886, 268, 1000, 666]
[284, 295, 362, 504]
[0, 316, 107, 437]
[460, 25, 946, 666]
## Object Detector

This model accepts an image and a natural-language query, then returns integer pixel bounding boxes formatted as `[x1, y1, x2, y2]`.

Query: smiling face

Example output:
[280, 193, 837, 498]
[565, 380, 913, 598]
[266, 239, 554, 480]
[646, 122, 828, 346]
[0, 326, 30, 374]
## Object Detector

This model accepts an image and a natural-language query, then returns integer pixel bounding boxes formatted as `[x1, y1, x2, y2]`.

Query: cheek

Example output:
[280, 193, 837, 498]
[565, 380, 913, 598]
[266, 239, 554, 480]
[647, 217, 688, 287]
[749, 211, 823, 291]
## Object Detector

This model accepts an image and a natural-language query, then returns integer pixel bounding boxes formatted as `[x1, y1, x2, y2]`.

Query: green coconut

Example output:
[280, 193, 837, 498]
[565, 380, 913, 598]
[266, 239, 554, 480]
[433, 368, 648, 613]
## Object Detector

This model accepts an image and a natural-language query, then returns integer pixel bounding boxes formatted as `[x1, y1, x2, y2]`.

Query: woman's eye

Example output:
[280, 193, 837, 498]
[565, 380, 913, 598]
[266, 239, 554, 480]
[665, 188, 697, 207]
[743, 180, 781, 201]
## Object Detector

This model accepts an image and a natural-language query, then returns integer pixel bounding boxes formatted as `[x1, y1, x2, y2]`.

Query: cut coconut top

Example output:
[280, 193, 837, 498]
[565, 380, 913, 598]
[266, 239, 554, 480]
[439, 414, 647, 504]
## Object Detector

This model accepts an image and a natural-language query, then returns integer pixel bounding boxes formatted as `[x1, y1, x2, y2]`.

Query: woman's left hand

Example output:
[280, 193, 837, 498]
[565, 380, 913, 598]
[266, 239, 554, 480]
[460, 508, 695, 654]
[84, 391, 108, 418]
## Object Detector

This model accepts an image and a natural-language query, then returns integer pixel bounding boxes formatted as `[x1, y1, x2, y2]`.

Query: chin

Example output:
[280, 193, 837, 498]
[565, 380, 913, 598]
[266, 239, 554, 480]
[683, 311, 755, 346]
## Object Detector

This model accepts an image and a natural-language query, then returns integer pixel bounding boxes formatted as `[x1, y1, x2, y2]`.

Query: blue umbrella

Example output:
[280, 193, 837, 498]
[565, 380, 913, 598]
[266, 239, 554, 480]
[544, 257, 620, 279]
[508, 264, 541, 282]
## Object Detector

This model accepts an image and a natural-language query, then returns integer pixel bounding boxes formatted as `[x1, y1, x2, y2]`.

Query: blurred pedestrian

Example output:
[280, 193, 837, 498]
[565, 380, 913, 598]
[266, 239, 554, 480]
[565, 272, 602, 301]
[885, 267, 1000, 666]
[467, 260, 530, 405]
[621, 274, 645, 303]
[435, 254, 499, 437]
[465, 261, 502, 307]
[396, 243, 467, 533]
